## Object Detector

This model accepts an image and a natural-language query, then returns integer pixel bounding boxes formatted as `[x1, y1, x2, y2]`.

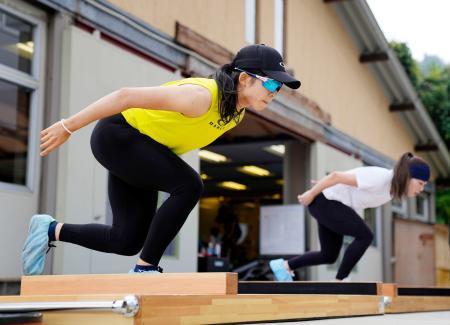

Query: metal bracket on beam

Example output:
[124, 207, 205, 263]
[359, 52, 389, 63]
[389, 102, 415, 112]
[415, 143, 439, 152]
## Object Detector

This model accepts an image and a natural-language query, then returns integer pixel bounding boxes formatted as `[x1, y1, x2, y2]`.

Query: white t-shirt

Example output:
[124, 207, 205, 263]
[322, 166, 393, 216]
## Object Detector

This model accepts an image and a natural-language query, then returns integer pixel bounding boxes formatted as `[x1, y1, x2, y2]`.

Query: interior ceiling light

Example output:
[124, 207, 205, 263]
[237, 165, 271, 177]
[199, 150, 228, 163]
[264, 144, 285, 157]
[218, 181, 247, 191]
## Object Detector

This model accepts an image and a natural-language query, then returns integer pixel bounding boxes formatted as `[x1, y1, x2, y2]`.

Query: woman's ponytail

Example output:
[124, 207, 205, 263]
[212, 63, 244, 125]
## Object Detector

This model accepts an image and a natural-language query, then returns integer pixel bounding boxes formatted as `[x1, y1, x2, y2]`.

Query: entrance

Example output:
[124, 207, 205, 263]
[198, 112, 310, 278]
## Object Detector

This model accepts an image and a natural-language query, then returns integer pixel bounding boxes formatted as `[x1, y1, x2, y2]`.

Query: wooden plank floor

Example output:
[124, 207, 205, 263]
[20, 273, 237, 296]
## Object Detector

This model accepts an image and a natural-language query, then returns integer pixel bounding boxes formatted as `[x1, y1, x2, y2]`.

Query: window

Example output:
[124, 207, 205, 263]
[364, 207, 381, 247]
[0, 79, 31, 185]
[0, 5, 42, 190]
[415, 193, 430, 222]
[0, 8, 34, 74]
[391, 198, 408, 218]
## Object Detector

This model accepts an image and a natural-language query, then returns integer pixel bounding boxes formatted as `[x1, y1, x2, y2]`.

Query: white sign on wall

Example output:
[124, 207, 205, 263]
[259, 204, 305, 255]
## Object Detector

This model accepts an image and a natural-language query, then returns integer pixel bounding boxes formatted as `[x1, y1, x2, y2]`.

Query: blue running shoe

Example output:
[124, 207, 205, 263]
[128, 269, 161, 275]
[269, 258, 293, 281]
[128, 265, 163, 274]
[22, 214, 56, 275]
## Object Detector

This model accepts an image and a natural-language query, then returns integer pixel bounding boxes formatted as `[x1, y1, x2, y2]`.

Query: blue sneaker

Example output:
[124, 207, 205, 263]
[269, 259, 293, 282]
[22, 214, 56, 275]
[128, 269, 161, 274]
[128, 265, 163, 274]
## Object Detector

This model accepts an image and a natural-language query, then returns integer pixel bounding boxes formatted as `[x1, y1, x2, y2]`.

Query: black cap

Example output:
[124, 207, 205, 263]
[232, 44, 301, 89]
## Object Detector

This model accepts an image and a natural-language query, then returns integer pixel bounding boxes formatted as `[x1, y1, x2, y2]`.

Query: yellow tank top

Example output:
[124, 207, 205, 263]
[121, 78, 245, 155]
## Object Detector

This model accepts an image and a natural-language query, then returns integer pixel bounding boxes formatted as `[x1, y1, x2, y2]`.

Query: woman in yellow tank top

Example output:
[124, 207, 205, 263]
[22, 44, 300, 275]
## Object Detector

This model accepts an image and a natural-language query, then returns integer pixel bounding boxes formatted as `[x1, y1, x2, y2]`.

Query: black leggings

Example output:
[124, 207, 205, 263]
[59, 114, 203, 266]
[288, 193, 373, 280]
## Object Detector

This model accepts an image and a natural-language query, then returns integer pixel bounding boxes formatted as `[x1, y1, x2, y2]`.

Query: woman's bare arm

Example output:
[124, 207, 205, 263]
[298, 171, 357, 206]
[40, 84, 211, 156]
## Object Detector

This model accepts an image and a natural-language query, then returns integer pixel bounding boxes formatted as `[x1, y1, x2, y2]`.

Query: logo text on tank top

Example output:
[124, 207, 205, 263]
[209, 119, 227, 131]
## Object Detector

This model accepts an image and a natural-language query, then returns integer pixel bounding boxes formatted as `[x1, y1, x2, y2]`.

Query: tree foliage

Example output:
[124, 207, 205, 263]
[391, 42, 450, 224]
[390, 42, 450, 147]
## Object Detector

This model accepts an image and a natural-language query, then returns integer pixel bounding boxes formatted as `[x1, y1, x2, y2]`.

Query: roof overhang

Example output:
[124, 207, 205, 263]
[326, 0, 450, 177]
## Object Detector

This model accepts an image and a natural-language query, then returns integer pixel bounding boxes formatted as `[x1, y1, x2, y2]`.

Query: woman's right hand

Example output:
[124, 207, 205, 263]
[297, 190, 316, 206]
[40, 120, 72, 157]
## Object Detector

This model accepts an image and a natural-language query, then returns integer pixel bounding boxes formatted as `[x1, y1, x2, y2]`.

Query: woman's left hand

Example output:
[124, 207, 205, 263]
[297, 190, 316, 206]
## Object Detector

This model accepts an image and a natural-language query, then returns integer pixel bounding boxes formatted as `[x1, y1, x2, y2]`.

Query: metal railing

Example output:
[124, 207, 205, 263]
[0, 295, 139, 318]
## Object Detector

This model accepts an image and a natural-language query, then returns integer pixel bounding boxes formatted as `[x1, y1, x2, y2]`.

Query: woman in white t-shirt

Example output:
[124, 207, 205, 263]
[269, 152, 430, 281]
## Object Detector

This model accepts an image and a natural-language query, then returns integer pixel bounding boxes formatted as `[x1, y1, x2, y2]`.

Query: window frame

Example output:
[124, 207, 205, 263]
[391, 197, 408, 217]
[415, 192, 430, 222]
[0, 3, 45, 193]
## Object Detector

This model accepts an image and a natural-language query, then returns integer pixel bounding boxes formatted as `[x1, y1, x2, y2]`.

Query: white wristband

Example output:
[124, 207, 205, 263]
[60, 119, 73, 135]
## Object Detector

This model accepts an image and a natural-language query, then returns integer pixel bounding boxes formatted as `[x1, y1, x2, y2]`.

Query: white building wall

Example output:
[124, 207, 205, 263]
[52, 26, 198, 275]
[309, 142, 383, 281]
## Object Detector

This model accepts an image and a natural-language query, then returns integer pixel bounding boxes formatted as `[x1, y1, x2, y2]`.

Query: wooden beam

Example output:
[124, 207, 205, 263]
[414, 143, 439, 152]
[377, 283, 398, 297]
[20, 273, 237, 296]
[137, 294, 383, 324]
[386, 296, 450, 314]
[175, 22, 234, 66]
[359, 52, 389, 63]
[389, 102, 415, 112]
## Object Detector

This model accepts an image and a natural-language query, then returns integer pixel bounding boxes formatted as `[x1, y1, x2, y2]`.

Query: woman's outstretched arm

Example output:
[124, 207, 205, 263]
[297, 171, 357, 206]
[40, 84, 211, 156]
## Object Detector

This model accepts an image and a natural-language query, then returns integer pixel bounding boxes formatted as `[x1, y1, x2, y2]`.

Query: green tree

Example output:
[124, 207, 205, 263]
[436, 189, 450, 225]
[417, 67, 450, 145]
[390, 42, 450, 224]
[390, 41, 421, 88]
[390, 42, 450, 147]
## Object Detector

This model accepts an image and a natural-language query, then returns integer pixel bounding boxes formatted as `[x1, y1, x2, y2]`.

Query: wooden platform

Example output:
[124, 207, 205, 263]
[0, 293, 383, 325]
[1, 274, 448, 324]
[20, 273, 237, 296]
[385, 285, 450, 313]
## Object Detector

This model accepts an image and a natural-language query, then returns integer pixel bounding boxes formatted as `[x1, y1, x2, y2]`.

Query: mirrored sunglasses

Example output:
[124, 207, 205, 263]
[234, 68, 283, 93]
